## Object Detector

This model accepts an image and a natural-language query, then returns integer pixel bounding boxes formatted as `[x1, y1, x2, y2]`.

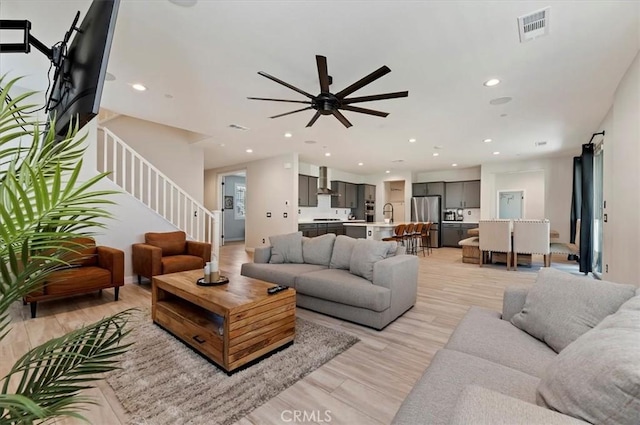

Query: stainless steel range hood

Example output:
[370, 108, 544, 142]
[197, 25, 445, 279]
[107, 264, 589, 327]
[317, 166, 337, 195]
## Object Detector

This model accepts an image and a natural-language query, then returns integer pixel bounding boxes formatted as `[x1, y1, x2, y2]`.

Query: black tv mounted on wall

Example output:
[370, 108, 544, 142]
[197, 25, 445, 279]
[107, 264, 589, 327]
[0, 0, 120, 138]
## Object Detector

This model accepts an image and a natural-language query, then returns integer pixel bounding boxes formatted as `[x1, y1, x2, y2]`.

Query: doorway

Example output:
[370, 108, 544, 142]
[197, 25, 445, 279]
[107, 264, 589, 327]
[221, 172, 246, 244]
[498, 190, 524, 219]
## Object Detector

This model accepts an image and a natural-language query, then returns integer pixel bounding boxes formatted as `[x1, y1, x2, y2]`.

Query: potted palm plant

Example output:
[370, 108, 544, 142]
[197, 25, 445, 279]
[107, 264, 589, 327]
[0, 76, 132, 424]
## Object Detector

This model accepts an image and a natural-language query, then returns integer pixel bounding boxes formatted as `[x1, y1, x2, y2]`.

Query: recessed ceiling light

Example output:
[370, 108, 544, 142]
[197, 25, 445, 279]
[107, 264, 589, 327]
[105, 72, 116, 81]
[493, 151, 500, 155]
[325, 152, 331, 157]
[385, 170, 390, 174]
[408, 138, 416, 143]
[489, 97, 512, 105]
[132, 83, 147, 91]
[246, 148, 253, 153]
[433, 153, 439, 157]
[483, 138, 492, 143]
[358, 162, 363, 166]
[484, 78, 500, 87]
[284, 132, 292, 138]
[452, 163, 458, 167]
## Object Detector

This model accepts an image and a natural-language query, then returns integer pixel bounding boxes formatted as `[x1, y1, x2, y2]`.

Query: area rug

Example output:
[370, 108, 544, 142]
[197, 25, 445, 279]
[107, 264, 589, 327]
[106, 316, 359, 425]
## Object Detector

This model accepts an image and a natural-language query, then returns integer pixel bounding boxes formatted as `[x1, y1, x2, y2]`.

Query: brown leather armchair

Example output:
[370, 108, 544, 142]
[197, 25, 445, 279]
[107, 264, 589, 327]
[24, 237, 125, 318]
[132, 231, 211, 284]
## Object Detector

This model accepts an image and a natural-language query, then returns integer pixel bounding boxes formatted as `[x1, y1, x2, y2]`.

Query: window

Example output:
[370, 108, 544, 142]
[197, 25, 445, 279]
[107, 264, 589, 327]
[234, 182, 246, 220]
[592, 142, 604, 277]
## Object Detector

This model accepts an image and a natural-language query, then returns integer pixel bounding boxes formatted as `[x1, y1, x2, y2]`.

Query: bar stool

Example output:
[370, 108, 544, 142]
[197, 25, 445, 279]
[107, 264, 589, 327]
[383, 224, 406, 246]
[403, 223, 416, 254]
[422, 222, 433, 256]
[413, 222, 424, 256]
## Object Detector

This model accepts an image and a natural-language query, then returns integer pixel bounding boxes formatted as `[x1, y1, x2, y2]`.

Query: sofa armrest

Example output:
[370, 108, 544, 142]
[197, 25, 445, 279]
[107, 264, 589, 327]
[186, 240, 212, 263]
[97, 246, 125, 286]
[372, 254, 418, 299]
[132, 243, 162, 278]
[502, 286, 529, 321]
[253, 247, 272, 264]
[450, 386, 589, 425]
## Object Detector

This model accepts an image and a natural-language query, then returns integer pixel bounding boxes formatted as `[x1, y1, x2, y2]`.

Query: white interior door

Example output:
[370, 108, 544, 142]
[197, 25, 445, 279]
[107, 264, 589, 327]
[498, 190, 524, 219]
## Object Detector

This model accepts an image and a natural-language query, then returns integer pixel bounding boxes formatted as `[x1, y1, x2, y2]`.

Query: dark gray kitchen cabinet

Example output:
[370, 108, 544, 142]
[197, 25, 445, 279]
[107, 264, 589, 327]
[298, 174, 318, 207]
[463, 180, 480, 208]
[414, 181, 446, 198]
[442, 223, 462, 247]
[445, 180, 480, 208]
[331, 181, 357, 208]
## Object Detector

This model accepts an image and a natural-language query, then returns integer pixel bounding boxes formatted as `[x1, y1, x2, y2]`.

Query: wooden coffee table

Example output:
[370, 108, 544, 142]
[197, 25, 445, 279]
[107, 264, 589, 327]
[152, 269, 296, 373]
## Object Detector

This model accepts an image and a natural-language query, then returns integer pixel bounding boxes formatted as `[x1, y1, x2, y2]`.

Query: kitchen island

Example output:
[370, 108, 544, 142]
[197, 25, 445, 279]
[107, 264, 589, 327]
[342, 222, 396, 241]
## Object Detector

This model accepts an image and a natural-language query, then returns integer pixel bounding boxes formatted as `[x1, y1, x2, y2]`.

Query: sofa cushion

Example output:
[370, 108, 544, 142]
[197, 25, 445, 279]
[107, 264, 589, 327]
[161, 255, 204, 274]
[329, 235, 357, 270]
[240, 262, 326, 288]
[445, 307, 557, 377]
[146, 231, 186, 256]
[510, 268, 636, 352]
[63, 237, 98, 267]
[537, 294, 640, 425]
[450, 386, 589, 425]
[295, 269, 391, 312]
[269, 232, 304, 264]
[391, 349, 540, 425]
[302, 233, 336, 266]
[349, 239, 395, 281]
[44, 266, 111, 295]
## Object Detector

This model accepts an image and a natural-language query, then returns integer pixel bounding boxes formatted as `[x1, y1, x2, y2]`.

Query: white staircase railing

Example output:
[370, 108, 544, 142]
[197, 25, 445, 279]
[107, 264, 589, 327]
[97, 127, 218, 245]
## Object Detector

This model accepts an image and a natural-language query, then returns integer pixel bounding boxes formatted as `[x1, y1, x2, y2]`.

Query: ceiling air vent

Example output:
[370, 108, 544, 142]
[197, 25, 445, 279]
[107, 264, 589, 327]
[535, 141, 548, 147]
[228, 124, 249, 131]
[518, 7, 550, 43]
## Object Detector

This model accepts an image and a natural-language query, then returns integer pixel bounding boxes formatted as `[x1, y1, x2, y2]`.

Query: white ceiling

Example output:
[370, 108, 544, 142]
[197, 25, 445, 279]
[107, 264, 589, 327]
[1, 1, 638, 174]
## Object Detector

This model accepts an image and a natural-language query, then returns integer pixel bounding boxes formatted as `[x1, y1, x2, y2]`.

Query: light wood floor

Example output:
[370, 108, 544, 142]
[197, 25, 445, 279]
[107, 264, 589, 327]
[3, 245, 579, 425]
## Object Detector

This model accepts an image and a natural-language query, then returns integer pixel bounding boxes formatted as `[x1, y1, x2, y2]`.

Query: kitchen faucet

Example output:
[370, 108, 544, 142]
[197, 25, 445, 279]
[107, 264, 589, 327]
[383, 203, 394, 223]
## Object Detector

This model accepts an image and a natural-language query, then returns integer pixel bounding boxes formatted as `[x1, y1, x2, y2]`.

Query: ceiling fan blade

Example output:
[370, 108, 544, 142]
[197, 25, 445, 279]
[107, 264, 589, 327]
[340, 105, 389, 117]
[247, 97, 312, 104]
[257, 71, 315, 99]
[306, 111, 322, 127]
[270, 107, 313, 119]
[332, 110, 353, 128]
[316, 55, 330, 93]
[335, 65, 391, 99]
[341, 91, 409, 104]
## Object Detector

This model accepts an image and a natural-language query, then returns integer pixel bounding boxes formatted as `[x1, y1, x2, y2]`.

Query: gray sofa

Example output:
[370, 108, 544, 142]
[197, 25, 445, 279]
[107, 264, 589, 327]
[393, 268, 640, 425]
[241, 232, 418, 330]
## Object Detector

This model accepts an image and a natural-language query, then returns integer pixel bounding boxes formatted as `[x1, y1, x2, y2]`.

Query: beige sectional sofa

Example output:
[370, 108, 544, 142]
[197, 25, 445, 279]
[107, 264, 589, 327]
[392, 268, 640, 425]
[241, 232, 418, 330]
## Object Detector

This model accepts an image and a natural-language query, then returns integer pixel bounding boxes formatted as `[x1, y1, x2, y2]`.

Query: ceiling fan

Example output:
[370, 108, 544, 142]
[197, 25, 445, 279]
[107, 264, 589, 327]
[248, 55, 408, 128]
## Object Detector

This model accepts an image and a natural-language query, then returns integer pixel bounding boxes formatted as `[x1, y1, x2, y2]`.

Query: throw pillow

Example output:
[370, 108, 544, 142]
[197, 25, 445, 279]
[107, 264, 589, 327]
[302, 233, 336, 266]
[511, 268, 636, 352]
[269, 232, 304, 264]
[349, 239, 395, 282]
[537, 294, 640, 425]
[329, 235, 357, 270]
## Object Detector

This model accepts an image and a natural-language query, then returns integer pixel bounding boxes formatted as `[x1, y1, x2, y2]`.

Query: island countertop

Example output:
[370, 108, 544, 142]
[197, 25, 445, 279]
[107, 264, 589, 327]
[298, 219, 366, 224]
[342, 222, 396, 228]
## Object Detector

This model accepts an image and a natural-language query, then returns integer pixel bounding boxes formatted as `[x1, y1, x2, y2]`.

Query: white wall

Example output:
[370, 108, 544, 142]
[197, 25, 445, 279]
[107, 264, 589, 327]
[414, 166, 481, 182]
[205, 154, 299, 250]
[104, 115, 205, 203]
[365, 170, 414, 222]
[481, 156, 574, 242]
[494, 170, 545, 219]
[599, 51, 640, 286]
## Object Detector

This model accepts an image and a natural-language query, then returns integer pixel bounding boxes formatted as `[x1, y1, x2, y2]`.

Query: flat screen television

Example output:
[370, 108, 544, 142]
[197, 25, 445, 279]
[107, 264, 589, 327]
[46, 0, 120, 137]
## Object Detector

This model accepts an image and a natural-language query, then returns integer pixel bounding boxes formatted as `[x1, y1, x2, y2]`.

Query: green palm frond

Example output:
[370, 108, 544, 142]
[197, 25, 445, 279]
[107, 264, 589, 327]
[0, 74, 134, 423]
[0, 310, 134, 424]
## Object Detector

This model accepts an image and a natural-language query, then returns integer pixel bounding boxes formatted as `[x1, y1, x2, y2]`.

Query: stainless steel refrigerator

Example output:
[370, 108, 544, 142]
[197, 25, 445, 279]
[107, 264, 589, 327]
[411, 196, 441, 248]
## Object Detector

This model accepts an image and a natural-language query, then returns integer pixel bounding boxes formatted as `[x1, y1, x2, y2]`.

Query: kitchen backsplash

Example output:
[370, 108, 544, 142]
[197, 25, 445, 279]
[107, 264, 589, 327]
[463, 208, 480, 222]
[299, 195, 351, 220]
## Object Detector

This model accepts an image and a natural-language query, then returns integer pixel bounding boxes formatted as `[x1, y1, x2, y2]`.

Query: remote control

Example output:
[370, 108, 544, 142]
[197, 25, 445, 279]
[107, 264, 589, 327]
[267, 285, 288, 295]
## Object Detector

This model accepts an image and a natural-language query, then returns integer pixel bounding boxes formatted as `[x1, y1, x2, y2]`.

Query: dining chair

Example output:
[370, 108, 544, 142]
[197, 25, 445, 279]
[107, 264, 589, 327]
[479, 219, 512, 270]
[413, 222, 424, 256]
[383, 224, 406, 245]
[403, 223, 416, 254]
[422, 222, 433, 256]
[512, 219, 550, 270]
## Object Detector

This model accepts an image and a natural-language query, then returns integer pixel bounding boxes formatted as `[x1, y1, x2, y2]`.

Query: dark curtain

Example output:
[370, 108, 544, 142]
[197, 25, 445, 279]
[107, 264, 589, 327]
[570, 157, 582, 244]
[579, 144, 594, 274]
